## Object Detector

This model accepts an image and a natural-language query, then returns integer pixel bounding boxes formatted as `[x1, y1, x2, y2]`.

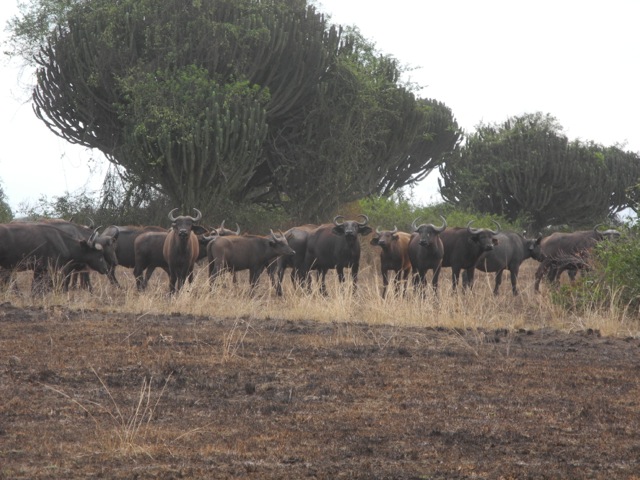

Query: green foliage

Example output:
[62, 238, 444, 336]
[10, 0, 460, 222]
[439, 112, 640, 231]
[549, 229, 640, 314]
[0, 184, 13, 222]
[358, 195, 521, 233]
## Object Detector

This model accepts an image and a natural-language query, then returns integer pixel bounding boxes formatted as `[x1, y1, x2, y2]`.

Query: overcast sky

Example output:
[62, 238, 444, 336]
[2, 0, 639, 212]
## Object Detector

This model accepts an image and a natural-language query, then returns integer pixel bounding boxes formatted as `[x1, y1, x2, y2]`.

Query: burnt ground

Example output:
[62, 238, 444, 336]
[1, 302, 640, 479]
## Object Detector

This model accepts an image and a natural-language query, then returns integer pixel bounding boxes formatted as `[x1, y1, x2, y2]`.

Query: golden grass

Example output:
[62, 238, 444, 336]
[2, 259, 639, 338]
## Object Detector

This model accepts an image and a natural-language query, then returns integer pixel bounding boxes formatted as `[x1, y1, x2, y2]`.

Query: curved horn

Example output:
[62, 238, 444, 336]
[435, 215, 447, 233]
[488, 220, 501, 235]
[87, 217, 95, 228]
[88, 227, 100, 245]
[219, 219, 226, 230]
[234, 223, 241, 235]
[467, 220, 481, 235]
[411, 217, 421, 231]
[391, 226, 398, 234]
[357, 214, 369, 226]
[191, 208, 202, 223]
[593, 223, 604, 233]
[269, 229, 278, 240]
[168, 208, 179, 222]
[376, 226, 382, 235]
[333, 215, 345, 226]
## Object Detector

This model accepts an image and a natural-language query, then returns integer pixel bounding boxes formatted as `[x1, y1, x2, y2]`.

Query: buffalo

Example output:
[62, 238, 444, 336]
[370, 226, 413, 298]
[133, 223, 238, 290]
[101, 224, 167, 286]
[0, 223, 108, 292]
[207, 230, 295, 290]
[303, 215, 372, 294]
[270, 224, 318, 296]
[473, 232, 543, 295]
[41, 219, 119, 291]
[163, 208, 207, 294]
[534, 225, 620, 292]
[440, 220, 500, 291]
[407, 216, 447, 294]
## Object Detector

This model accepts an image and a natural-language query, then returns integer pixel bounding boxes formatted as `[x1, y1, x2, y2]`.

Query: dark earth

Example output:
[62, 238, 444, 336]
[2, 302, 640, 479]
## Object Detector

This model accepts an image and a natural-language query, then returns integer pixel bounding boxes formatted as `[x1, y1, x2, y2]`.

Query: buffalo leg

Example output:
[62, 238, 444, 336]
[509, 268, 519, 295]
[381, 268, 389, 298]
[493, 269, 504, 295]
[431, 265, 442, 294]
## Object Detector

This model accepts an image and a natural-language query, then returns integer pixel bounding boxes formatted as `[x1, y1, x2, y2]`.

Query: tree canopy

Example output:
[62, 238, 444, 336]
[8, 0, 461, 221]
[438, 113, 640, 231]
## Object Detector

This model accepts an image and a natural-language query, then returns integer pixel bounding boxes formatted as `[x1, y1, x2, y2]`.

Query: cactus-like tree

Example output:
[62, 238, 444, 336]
[439, 113, 640, 231]
[9, 0, 461, 219]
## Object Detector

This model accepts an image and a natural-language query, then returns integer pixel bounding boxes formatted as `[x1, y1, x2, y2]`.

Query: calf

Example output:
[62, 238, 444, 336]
[370, 227, 413, 298]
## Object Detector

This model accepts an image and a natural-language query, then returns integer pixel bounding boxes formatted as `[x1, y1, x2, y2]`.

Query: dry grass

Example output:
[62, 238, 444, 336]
[2, 258, 638, 338]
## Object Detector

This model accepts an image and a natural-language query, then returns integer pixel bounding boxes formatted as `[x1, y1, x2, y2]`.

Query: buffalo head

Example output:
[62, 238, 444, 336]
[467, 220, 500, 252]
[412, 216, 447, 247]
[168, 208, 206, 238]
[332, 214, 372, 242]
[370, 226, 399, 248]
[269, 229, 296, 256]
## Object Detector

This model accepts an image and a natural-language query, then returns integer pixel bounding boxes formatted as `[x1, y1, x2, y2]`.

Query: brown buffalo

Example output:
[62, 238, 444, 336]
[303, 215, 372, 295]
[370, 226, 413, 298]
[0, 223, 108, 292]
[162, 208, 206, 294]
[133, 223, 238, 290]
[407, 216, 447, 294]
[440, 220, 500, 291]
[207, 230, 295, 290]
[534, 225, 620, 292]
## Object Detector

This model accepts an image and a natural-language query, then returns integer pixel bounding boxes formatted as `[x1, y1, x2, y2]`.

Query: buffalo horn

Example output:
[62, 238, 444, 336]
[191, 208, 202, 223]
[88, 227, 100, 246]
[376, 226, 382, 235]
[411, 217, 421, 231]
[357, 214, 369, 226]
[391, 226, 398, 234]
[466, 220, 481, 235]
[333, 215, 345, 226]
[234, 223, 241, 235]
[435, 215, 447, 233]
[168, 208, 179, 222]
[488, 220, 501, 235]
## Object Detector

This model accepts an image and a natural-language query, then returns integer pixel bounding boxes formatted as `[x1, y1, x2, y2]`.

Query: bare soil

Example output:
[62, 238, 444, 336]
[2, 301, 640, 479]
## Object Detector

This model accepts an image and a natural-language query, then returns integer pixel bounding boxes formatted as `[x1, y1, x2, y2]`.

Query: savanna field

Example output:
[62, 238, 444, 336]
[2, 255, 640, 479]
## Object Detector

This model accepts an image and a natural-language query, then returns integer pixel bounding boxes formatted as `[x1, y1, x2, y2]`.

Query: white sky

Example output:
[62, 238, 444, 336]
[2, 0, 639, 212]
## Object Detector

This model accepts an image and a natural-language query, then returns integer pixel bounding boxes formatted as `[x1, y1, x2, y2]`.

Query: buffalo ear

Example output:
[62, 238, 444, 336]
[492, 238, 499, 246]
[370, 236, 379, 246]
[359, 226, 373, 236]
[192, 225, 208, 235]
[391, 234, 399, 241]
[332, 226, 345, 236]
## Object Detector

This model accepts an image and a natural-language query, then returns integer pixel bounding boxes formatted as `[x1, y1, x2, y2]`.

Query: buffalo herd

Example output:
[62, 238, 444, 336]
[0, 211, 621, 296]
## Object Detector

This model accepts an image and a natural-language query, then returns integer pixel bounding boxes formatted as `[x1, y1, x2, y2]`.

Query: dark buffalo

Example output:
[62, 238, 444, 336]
[370, 226, 413, 298]
[162, 208, 206, 294]
[303, 215, 372, 294]
[473, 232, 543, 295]
[534, 225, 620, 292]
[0, 223, 108, 292]
[208, 230, 295, 290]
[101, 224, 167, 286]
[407, 216, 447, 294]
[270, 224, 318, 296]
[133, 224, 237, 291]
[440, 220, 500, 291]
[41, 219, 119, 291]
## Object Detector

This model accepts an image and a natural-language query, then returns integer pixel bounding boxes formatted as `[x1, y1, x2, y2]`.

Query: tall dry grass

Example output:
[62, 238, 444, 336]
[2, 257, 639, 337]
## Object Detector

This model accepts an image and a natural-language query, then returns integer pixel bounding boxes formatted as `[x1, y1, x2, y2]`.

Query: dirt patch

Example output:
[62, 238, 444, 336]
[2, 302, 640, 479]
